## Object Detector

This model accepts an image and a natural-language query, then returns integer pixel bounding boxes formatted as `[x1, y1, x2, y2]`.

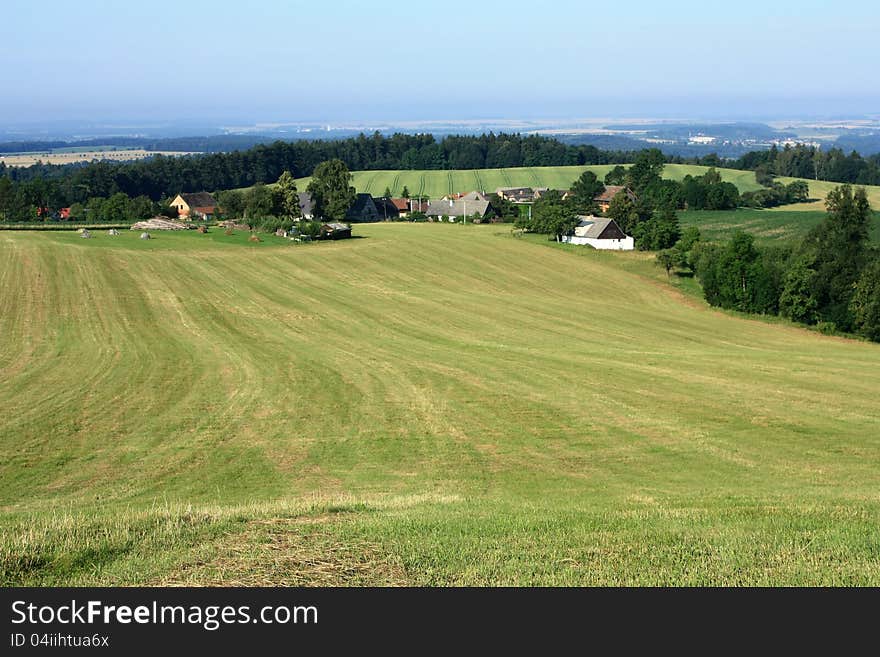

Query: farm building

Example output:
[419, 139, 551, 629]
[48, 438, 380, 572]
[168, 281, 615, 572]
[561, 216, 634, 250]
[320, 222, 353, 239]
[593, 186, 638, 213]
[169, 192, 219, 220]
[373, 197, 401, 220]
[346, 193, 381, 222]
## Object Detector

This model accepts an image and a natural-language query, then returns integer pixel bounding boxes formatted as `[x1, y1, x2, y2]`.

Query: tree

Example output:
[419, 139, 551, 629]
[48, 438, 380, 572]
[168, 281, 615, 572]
[604, 165, 628, 186]
[656, 249, 676, 278]
[488, 193, 518, 222]
[850, 259, 880, 341]
[383, 186, 392, 198]
[216, 190, 245, 219]
[606, 191, 639, 233]
[798, 185, 873, 330]
[633, 206, 680, 251]
[275, 170, 302, 222]
[672, 226, 702, 272]
[401, 186, 410, 198]
[626, 148, 665, 193]
[569, 170, 604, 214]
[0, 177, 13, 222]
[531, 190, 578, 241]
[307, 159, 356, 221]
[696, 232, 780, 314]
[779, 260, 820, 324]
[129, 195, 156, 220]
[245, 183, 278, 225]
[755, 165, 775, 187]
[102, 192, 130, 221]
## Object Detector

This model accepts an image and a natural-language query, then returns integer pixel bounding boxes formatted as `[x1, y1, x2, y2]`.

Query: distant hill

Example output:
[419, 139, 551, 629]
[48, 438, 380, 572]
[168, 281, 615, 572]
[834, 133, 880, 156]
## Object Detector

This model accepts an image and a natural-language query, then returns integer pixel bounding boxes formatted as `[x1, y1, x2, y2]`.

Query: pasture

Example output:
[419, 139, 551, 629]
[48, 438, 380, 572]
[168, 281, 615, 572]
[1, 224, 879, 585]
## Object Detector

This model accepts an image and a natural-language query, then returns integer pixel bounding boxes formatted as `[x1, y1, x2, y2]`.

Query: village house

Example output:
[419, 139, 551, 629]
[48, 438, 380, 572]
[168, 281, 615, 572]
[594, 186, 638, 213]
[168, 192, 219, 220]
[561, 216, 634, 250]
[425, 197, 493, 221]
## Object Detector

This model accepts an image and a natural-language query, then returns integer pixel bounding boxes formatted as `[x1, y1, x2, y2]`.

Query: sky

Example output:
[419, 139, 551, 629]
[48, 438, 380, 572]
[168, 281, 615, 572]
[1, 0, 878, 125]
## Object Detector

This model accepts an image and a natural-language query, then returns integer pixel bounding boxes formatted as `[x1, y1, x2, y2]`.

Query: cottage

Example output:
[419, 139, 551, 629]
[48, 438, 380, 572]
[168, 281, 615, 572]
[168, 192, 219, 220]
[594, 186, 638, 213]
[561, 216, 634, 250]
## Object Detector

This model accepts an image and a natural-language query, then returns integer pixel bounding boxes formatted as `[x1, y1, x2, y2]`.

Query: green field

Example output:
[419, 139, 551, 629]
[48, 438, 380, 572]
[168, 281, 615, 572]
[283, 164, 880, 210]
[680, 209, 880, 243]
[2, 225, 880, 585]
[288, 163, 765, 200]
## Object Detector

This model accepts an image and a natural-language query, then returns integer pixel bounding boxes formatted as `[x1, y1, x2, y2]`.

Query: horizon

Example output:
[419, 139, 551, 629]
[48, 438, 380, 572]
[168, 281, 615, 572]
[2, 0, 878, 127]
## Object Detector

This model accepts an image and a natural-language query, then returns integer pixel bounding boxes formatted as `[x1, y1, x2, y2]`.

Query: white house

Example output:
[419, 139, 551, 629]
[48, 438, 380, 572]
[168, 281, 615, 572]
[561, 216, 634, 251]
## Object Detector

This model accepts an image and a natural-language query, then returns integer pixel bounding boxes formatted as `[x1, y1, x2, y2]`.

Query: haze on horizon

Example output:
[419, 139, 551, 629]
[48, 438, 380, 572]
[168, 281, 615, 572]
[2, 0, 878, 126]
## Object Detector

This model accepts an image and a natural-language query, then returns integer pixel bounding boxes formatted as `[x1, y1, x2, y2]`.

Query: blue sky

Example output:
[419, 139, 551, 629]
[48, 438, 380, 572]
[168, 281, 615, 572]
[2, 0, 878, 123]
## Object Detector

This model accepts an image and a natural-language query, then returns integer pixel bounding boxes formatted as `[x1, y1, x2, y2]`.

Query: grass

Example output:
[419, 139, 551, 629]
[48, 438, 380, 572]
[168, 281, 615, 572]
[284, 164, 769, 200]
[2, 224, 880, 585]
[248, 163, 880, 212]
[679, 209, 880, 244]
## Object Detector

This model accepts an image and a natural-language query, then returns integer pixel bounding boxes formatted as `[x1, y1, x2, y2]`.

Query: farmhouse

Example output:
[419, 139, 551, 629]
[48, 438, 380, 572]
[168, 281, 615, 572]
[561, 216, 634, 250]
[594, 186, 638, 213]
[425, 197, 493, 221]
[169, 192, 219, 220]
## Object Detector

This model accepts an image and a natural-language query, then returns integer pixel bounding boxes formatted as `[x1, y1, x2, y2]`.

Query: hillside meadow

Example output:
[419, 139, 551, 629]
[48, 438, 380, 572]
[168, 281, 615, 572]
[280, 164, 880, 210]
[1, 224, 879, 585]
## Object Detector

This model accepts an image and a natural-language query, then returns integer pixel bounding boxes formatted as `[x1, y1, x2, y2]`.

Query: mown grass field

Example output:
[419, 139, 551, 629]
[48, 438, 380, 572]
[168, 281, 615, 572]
[2, 225, 880, 585]
[283, 164, 880, 210]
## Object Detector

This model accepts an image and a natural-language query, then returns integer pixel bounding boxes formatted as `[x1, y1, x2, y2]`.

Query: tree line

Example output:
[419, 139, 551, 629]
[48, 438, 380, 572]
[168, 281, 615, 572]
[731, 143, 880, 186]
[0, 132, 636, 217]
[686, 185, 879, 341]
